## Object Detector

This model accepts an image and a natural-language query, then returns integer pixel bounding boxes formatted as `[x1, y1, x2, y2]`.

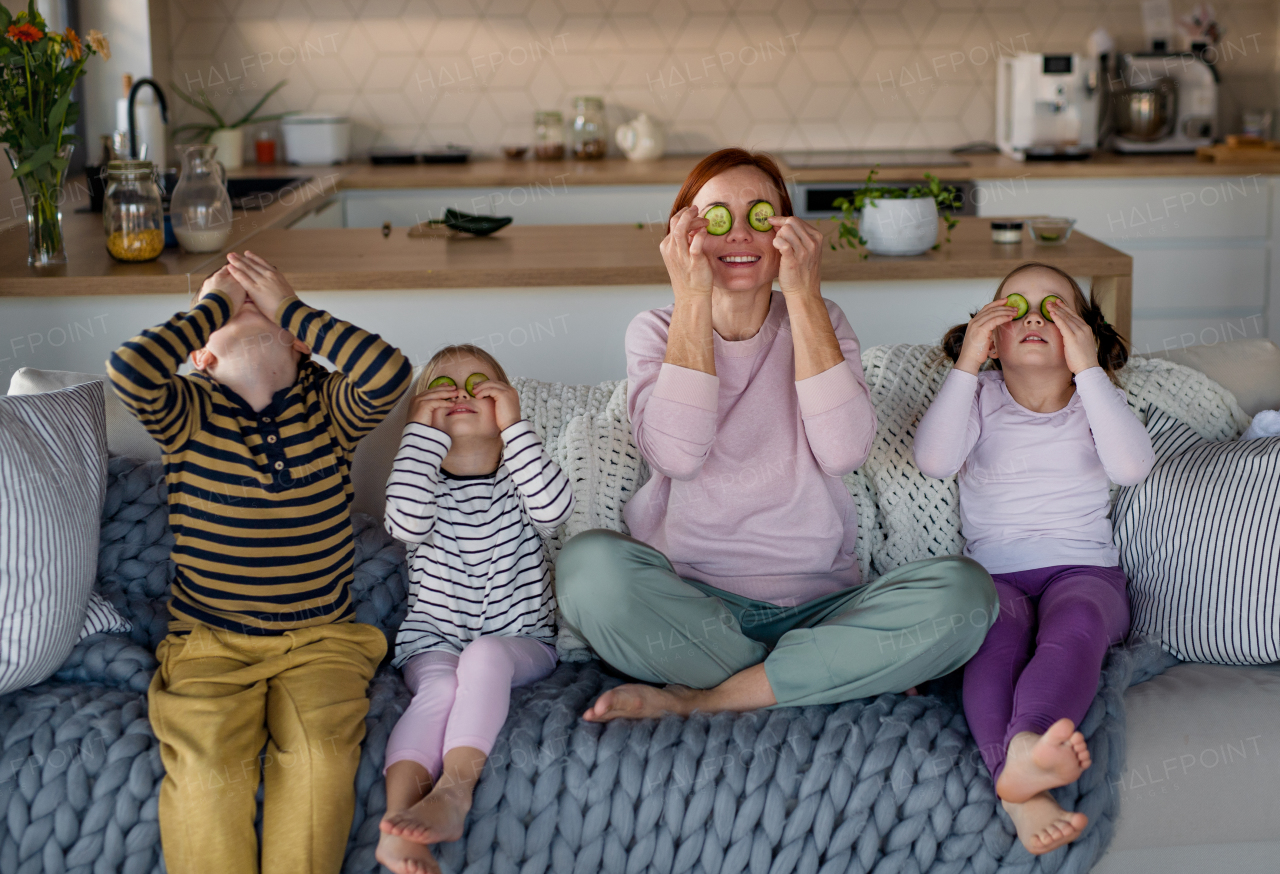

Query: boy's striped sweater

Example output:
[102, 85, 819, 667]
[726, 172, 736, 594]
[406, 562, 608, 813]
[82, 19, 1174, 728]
[107, 290, 411, 635]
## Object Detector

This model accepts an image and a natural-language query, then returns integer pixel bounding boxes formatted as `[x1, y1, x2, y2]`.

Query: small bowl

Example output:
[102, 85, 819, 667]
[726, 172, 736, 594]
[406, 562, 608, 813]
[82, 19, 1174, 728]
[1027, 217, 1076, 246]
[503, 145, 528, 160]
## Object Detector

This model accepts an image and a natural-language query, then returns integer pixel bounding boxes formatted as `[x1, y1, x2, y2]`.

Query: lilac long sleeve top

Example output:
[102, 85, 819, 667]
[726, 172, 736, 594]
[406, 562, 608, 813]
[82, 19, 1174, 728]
[622, 292, 878, 607]
[913, 367, 1155, 574]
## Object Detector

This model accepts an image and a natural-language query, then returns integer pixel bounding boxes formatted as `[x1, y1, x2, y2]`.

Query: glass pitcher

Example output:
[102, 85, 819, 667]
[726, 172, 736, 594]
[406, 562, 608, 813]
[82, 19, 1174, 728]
[170, 143, 234, 253]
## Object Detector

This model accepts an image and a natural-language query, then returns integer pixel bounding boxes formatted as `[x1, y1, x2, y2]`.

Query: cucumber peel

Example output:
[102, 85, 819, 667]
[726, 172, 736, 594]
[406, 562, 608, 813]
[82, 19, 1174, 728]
[748, 201, 775, 232]
[1040, 294, 1061, 321]
[704, 205, 732, 235]
[1005, 293, 1029, 319]
[464, 373, 489, 396]
[427, 376, 456, 390]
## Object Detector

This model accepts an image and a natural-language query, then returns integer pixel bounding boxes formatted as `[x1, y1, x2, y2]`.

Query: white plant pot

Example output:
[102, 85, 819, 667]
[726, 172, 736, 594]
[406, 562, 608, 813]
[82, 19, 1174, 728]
[207, 128, 244, 171]
[859, 197, 939, 256]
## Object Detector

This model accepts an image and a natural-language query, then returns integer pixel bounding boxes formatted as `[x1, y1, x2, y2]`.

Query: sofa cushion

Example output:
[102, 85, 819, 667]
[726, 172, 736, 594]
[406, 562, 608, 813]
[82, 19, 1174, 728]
[1147, 338, 1280, 416]
[0, 382, 109, 694]
[1103, 662, 1280, 857]
[1114, 408, 1280, 664]
[8, 367, 161, 461]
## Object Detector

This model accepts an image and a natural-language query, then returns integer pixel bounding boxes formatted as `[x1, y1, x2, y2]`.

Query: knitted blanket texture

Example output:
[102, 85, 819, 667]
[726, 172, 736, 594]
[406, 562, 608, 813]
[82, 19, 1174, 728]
[0, 347, 1226, 874]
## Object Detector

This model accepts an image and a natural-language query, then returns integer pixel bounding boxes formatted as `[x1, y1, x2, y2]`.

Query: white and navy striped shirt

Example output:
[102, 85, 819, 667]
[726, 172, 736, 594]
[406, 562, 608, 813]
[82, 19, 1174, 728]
[384, 420, 573, 664]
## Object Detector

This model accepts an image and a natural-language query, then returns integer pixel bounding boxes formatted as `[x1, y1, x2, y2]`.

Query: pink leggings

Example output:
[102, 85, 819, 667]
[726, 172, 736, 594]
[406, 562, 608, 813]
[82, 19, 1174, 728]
[384, 635, 557, 780]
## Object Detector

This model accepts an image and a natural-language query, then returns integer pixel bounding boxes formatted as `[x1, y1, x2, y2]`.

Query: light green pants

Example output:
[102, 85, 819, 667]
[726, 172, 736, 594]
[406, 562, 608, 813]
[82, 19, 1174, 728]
[555, 529, 998, 707]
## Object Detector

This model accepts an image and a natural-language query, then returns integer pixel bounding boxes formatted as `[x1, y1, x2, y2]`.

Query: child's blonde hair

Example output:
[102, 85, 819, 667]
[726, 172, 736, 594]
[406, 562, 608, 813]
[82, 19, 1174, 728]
[413, 344, 510, 395]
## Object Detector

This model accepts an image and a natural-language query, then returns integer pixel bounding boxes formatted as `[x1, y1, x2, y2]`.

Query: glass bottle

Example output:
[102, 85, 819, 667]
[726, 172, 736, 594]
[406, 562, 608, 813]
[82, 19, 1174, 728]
[570, 97, 607, 159]
[170, 143, 235, 253]
[103, 159, 165, 262]
[533, 110, 565, 160]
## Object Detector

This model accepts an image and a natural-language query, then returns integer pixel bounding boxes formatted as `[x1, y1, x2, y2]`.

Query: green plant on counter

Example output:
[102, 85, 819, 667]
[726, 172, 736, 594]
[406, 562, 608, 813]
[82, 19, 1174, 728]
[169, 79, 293, 142]
[830, 166, 964, 258]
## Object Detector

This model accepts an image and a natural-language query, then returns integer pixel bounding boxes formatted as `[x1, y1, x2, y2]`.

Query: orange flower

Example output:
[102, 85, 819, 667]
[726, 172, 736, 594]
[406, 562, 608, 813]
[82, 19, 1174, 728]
[6, 22, 43, 43]
[64, 27, 82, 60]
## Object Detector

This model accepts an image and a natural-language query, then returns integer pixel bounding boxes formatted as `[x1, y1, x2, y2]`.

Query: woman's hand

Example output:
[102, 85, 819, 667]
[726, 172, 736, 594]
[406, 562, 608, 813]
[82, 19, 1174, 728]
[1047, 299, 1101, 375]
[770, 216, 824, 299]
[955, 299, 1017, 375]
[471, 379, 522, 430]
[407, 386, 460, 428]
[660, 206, 714, 300]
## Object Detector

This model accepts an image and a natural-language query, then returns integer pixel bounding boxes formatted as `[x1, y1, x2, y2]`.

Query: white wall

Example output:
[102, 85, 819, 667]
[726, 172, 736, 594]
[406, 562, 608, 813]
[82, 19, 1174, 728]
[1, 280, 1003, 391]
[78, 0, 153, 165]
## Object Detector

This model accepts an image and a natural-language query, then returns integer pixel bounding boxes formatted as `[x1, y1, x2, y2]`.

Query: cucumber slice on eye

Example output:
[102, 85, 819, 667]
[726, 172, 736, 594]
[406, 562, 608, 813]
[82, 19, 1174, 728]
[427, 376, 456, 390]
[748, 201, 775, 232]
[1005, 293, 1029, 319]
[1040, 294, 1061, 321]
[703, 205, 732, 235]
[464, 373, 489, 396]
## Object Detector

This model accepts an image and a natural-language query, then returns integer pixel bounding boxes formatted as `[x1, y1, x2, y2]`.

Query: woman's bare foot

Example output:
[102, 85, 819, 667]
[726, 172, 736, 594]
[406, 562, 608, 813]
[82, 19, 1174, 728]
[1002, 793, 1088, 854]
[375, 830, 441, 874]
[996, 719, 1091, 803]
[380, 784, 473, 845]
[582, 683, 701, 722]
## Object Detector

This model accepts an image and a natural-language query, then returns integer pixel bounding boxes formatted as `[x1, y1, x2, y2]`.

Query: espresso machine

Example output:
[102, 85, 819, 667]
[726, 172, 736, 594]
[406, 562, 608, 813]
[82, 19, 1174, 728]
[1108, 52, 1218, 152]
[996, 52, 1100, 160]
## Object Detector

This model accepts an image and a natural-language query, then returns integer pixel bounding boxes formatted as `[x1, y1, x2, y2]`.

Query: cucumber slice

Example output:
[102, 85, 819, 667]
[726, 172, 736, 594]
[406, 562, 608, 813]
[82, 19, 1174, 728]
[703, 205, 732, 235]
[1040, 294, 1061, 321]
[464, 373, 489, 396]
[427, 376, 456, 390]
[748, 200, 775, 232]
[1005, 293, 1029, 319]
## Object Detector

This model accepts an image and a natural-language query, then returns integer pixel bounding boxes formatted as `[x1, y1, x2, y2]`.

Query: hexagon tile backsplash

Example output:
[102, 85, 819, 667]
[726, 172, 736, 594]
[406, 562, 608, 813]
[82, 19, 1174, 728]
[163, 0, 1279, 159]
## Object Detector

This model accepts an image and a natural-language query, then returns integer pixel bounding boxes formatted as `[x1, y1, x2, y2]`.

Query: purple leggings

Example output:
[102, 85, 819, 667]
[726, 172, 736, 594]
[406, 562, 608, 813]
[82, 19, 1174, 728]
[963, 564, 1129, 782]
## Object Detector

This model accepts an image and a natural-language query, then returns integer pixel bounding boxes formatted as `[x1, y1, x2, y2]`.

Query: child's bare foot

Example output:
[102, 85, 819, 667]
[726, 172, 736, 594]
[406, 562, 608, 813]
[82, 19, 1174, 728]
[996, 719, 1091, 803]
[375, 830, 441, 874]
[581, 683, 700, 722]
[381, 784, 472, 845]
[1002, 793, 1088, 855]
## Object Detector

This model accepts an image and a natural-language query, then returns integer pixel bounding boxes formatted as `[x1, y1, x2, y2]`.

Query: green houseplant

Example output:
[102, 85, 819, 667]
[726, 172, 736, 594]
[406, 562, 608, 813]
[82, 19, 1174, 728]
[170, 79, 291, 170]
[831, 167, 963, 258]
[0, 1, 109, 266]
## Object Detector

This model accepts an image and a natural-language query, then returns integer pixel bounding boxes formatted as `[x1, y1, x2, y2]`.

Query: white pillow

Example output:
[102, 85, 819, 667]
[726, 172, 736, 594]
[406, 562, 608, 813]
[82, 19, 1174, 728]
[0, 382, 109, 694]
[1115, 408, 1280, 665]
[8, 368, 161, 461]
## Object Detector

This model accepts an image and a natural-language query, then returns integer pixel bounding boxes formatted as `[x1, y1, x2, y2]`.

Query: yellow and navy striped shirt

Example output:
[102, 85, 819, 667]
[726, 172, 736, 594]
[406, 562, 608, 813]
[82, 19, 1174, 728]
[107, 291, 411, 635]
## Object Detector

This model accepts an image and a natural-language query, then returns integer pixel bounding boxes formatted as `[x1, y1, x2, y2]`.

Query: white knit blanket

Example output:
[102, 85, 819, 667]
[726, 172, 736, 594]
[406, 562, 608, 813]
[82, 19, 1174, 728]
[516, 345, 1251, 662]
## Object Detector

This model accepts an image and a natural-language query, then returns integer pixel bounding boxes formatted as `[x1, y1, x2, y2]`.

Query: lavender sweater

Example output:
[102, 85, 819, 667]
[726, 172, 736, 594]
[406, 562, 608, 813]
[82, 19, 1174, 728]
[622, 292, 877, 607]
[914, 367, 1155, 574]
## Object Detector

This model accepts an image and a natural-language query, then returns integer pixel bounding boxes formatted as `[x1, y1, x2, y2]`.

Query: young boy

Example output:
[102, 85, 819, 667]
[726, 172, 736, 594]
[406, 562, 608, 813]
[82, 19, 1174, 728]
[108, 250, 411, 874]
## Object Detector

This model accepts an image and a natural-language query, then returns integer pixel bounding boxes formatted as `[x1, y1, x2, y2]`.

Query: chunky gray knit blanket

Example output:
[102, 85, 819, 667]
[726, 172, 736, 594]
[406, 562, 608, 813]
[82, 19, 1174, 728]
[0, 458, 1175, 874]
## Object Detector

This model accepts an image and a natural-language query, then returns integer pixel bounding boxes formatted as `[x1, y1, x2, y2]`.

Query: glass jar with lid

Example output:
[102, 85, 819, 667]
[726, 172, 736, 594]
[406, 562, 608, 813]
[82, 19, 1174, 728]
[103, 159, 165, 262]
[533, 110, 565, 160]
[570, 97, 607, 160]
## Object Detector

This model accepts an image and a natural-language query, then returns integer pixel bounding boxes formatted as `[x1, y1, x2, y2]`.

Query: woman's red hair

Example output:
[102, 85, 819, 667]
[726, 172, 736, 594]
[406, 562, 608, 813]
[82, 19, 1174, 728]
[667, 148, 793, 234]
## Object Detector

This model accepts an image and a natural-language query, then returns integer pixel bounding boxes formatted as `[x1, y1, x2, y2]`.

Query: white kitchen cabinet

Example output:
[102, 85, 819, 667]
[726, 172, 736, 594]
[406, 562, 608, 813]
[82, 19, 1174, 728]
[340, 184, 682, 229]
[975, 176, 1278, 351]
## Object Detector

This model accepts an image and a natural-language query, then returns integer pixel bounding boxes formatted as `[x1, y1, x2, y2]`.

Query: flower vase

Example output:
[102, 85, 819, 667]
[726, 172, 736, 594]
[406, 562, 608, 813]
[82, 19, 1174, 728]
[5, 144, 74, 267]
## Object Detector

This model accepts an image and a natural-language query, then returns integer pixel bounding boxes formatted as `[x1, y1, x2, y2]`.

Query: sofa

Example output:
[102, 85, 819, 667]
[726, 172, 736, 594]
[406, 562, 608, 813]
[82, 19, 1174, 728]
[3, 338, 1279, 874]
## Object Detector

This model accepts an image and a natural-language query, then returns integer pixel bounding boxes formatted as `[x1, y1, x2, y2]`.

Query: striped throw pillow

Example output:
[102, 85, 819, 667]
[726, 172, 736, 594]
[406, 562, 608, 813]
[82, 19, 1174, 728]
[1114, 407, 1280, 664]
[0, 381, 109, 694]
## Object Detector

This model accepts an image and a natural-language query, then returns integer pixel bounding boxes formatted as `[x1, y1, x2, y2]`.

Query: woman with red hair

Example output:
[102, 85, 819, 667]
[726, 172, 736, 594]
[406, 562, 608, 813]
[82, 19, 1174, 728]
[555, 149, 996, 720]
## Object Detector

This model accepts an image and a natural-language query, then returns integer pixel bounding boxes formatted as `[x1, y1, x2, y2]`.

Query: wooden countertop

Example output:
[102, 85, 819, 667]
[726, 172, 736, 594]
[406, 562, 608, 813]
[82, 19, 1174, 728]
[2, 216, 1128, 296]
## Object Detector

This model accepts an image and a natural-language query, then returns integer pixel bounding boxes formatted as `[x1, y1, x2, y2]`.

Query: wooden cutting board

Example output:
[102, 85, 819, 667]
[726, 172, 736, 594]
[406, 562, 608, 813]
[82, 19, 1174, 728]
[1196, 137, 1280, 162]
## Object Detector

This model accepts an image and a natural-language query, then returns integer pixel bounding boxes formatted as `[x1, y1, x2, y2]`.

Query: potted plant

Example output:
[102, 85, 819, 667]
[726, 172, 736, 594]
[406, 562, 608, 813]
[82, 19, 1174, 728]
[170, 79, 291, 170]
[0, 1, 109, 266]
[831, 167, 963, 258]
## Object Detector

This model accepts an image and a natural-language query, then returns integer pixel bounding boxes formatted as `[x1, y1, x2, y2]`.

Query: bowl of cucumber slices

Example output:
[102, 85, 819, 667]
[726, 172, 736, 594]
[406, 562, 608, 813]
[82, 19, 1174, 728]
[1027, 217, 1076, 246]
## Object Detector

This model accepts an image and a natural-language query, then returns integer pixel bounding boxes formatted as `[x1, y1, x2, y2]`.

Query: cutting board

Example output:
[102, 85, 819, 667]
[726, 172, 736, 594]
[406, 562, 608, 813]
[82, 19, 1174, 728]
[1196, 137, 1280, 163]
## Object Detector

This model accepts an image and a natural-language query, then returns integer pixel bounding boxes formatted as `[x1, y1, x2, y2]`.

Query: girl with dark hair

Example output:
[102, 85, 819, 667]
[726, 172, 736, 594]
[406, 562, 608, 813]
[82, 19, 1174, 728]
[914, 262, 1155, 856]
[552, 148, 997, 724]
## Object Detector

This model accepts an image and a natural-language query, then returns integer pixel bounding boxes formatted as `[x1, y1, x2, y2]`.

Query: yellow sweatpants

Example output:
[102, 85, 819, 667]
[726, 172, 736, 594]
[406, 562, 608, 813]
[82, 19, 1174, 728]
[147, 621, 387, 874]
